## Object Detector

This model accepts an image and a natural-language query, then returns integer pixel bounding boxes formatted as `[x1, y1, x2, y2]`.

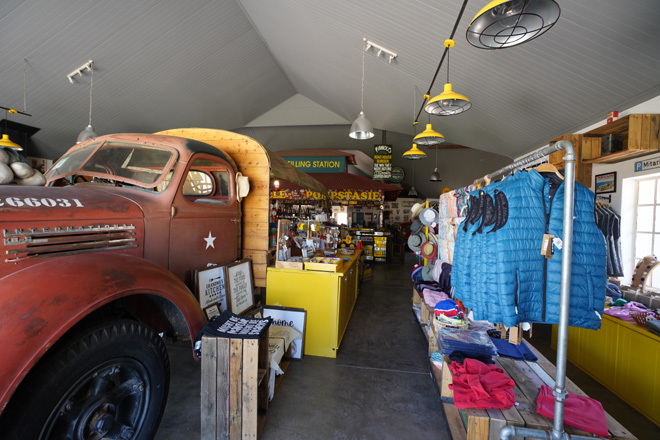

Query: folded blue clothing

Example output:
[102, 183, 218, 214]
[490, 337, 538, 362]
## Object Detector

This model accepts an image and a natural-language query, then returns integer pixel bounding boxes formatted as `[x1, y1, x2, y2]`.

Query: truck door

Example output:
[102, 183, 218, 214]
[169, 154, 239, 284]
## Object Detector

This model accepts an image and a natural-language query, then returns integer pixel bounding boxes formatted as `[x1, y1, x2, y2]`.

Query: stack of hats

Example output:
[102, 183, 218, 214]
[408, 203, 441, 259]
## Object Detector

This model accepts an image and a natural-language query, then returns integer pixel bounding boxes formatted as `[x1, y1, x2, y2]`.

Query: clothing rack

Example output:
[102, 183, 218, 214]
[476, 141, 595, 440]
[596, 194, 612, 204]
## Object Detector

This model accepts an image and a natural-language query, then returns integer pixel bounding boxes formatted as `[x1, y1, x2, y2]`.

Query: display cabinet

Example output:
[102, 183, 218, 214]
[266, 251, 361, 358]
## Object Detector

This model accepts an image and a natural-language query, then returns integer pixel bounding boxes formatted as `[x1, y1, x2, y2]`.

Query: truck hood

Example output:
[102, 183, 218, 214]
[0, 187, 145, 267]
[0, 186, 144, 221]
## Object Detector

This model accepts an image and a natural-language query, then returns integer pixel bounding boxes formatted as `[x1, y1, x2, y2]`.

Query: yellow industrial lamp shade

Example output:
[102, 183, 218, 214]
[413, 124, 445, 146]
[403, 143, 427, 160]
[425, 83, 472, 116]
[0, 134, 23, 151]
[467, 0, 561, 49]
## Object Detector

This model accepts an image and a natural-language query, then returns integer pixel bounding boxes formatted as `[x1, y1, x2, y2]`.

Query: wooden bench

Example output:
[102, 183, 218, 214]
[431, 340, 637, 440]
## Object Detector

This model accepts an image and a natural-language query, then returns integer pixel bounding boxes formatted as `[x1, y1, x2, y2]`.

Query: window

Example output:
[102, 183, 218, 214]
[182, 157, 231, 205]
[634, 176, 660, 289]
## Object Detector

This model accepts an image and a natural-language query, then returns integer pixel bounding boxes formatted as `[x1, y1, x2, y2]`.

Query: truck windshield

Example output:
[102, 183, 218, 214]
[46, 141, 177, 189]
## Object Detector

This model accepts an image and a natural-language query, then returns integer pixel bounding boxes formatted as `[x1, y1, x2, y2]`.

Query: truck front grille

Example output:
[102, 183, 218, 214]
[3, 224, 137, 262]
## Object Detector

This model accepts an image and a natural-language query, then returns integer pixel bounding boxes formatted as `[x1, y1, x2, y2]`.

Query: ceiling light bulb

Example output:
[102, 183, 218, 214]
[491, 0, 524, 27]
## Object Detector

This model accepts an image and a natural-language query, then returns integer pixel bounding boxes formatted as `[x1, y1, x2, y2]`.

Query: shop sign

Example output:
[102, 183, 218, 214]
[270, 189, 326, 200]
[634, 156, 660, 172]
[282, 156, 346, 173]
[329, 189, 382, 202]
[389, 166, 405, 183]
[373, 144, 392, 180]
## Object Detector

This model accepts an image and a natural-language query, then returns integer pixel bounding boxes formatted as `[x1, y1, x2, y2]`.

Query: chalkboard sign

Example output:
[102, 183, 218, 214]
[195, 265, 228, 314]
[226, 259, 255, 315]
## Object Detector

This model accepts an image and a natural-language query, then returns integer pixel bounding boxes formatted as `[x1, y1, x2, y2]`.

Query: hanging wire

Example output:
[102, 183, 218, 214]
[88, 61, 94, 126]
[23, 59, 27, 113]
[360, 39, 366, 112]
[414, 0, 469, 123]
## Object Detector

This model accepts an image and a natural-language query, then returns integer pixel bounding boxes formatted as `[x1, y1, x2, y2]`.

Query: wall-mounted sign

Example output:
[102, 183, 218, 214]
[373, 144, 392, 180]
[634, 156, 660, 173]
[389, 166, 405, 183]
[271, 189, 381, 203]
[282, 156, 346, 173]
[271, 189, 326, 200]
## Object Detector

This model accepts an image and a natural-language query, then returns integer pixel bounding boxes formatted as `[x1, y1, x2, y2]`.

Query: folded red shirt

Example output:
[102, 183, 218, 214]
[448, 358, 516, 410]
[536, 385, 609, 437]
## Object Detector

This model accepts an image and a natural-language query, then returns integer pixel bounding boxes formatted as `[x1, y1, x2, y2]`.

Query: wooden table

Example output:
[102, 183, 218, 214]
[432, 340, 637, 440]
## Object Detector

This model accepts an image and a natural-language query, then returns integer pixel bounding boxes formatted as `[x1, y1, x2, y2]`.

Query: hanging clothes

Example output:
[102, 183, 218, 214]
[594, 203, 623, 277]
[452, 169, 607, 329]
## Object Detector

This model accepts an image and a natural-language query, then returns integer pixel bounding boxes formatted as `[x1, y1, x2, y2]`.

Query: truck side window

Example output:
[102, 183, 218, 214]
[182, 158, 231, 205]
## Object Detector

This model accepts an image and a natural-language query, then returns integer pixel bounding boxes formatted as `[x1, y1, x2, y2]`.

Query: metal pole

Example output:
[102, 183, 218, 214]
[489, 141, 578, 440]
[551, 140, 576, 440]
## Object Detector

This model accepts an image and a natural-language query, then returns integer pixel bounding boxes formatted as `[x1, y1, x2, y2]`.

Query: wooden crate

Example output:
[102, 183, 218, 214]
[412, 287, 421, 304]
[420, 300, 432, 324]
[201, 331, 269, 440]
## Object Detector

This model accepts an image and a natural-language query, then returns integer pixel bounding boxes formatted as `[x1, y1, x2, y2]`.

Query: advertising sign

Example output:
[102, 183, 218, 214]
[373, 144, 392, 180]
[271, 189, 381, 203]
[282, 156, 346, 173]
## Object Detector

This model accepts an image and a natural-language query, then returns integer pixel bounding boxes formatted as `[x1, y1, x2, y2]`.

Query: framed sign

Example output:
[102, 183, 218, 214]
[194, 265, 228, 312]
[203, 304, 221, 320]
[262, 306, 307, 359]
[226, 259, 255, 315]
[595, 172, 617, 194]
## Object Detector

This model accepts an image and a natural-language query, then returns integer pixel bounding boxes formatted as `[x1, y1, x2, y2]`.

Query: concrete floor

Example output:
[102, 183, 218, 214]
[155, 254, 660, 440]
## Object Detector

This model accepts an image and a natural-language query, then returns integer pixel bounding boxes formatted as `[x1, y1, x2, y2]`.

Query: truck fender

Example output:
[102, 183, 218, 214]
[0, 253, 206, 414]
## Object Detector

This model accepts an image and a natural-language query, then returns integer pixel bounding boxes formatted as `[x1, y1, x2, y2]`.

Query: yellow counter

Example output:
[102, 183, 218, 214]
[266, 251, 361, 358]
[552, 314, 660, 426]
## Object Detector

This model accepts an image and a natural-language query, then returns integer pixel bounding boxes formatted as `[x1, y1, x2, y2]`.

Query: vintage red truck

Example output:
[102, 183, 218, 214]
[0, 129, 325, 439]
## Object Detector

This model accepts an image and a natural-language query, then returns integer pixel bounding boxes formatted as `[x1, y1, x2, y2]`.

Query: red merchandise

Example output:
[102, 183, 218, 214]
[448, 358, 516, 410]
[536, 385, 609, 437]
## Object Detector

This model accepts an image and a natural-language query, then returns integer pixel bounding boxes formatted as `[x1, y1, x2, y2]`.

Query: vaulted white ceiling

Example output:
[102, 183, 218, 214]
[1, 0, 659, 161]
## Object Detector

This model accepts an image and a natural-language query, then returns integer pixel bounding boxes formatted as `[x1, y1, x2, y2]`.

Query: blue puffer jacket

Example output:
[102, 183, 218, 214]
[452, 169, 607, 329]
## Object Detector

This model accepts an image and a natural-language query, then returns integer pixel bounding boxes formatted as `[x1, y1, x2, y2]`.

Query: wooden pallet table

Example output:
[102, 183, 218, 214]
[432, 340, 636, 440]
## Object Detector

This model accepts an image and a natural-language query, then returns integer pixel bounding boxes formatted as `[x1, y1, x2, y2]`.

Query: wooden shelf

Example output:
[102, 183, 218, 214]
[583, 148, 657, 164]
[581, 114, 660, 164]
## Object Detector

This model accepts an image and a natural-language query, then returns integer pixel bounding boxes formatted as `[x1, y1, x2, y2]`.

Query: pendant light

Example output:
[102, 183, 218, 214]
[429, 146, 442, 182]
[414, 123, 445, 146]
[404, 87, 428, 160]
[0, 61, 31, 151]
[77, 60, 98, 143]
[0, 109, 23, 150]
[408, 160, 418, 197]
[414, 111, 445, 147]
[466, 0, 561, 49]
[403, 143, 427, 160]
[349, 40, 374, 140]
[424, 40, 471, 116]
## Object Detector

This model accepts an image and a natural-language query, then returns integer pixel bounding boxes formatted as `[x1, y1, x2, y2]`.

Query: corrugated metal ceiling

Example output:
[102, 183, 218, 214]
[1, 0, 659, 160]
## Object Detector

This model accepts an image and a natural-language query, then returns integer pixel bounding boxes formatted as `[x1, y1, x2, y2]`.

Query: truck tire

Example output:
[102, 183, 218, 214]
[0, 319, 170, 440]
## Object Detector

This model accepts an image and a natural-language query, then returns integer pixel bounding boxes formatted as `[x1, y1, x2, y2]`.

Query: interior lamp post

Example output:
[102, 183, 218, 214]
[466, 0, 561, 49]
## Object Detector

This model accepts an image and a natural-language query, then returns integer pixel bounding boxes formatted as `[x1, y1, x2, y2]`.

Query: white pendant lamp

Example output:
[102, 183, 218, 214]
[349, 40, 374, 140]
[76, 60, 98, 143]
[466, 0, 561, 49]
